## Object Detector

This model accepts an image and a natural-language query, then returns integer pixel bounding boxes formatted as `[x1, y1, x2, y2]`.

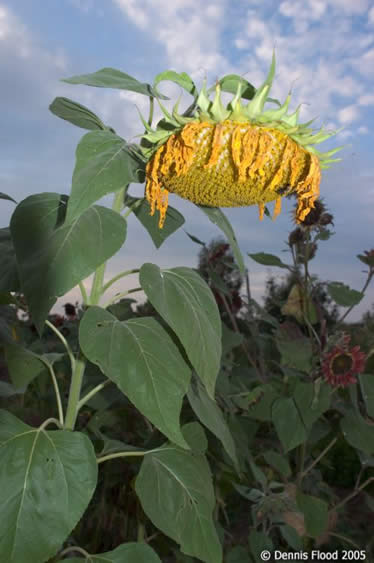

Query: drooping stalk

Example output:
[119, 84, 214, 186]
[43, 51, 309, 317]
[64, 187, 126, 430]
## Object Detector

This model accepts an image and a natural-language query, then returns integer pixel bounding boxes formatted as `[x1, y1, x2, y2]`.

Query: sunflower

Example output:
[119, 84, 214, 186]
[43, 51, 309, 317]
[140, 54, 342, 228]
[322, 334, 366, 387]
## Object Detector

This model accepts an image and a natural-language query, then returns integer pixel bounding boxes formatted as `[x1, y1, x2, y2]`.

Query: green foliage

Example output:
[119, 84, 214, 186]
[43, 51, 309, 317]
[0, 410, 97, 563]
[135, 423, 222, 563]
[139, 263, 222, 398]
[1, 61, 373, 562]
[79, 306, 191, 448]
[327, 281, 363, 307]
[10, 193, 127, 334]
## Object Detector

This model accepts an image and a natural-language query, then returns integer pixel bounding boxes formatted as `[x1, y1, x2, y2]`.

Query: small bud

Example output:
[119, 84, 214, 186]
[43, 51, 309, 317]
[288, 227, 304, 246]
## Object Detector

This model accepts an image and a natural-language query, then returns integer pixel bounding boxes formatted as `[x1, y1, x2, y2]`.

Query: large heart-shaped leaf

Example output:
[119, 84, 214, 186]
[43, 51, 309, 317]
[49, 97, 105, 130]
[198, 206, 245, 274]
[4, 343, 49, 389]
[327, 281, 363, 307]
[340, 410, 374, 454]
[79, 306, 191, 448]
[0, 410, 98, 563]
[139, 264, 222, 398]
[187, 379, 238, 470]
[135, 423, 222, 563]
[0, 227, 20, 291]
[272, 397, 307, 452]
[66, 542, 161, 562]
[10, 193, 127, 334]
[62, 67, 166, 98]
[67, 131, 145, 223]
[125, 195, 185, 248]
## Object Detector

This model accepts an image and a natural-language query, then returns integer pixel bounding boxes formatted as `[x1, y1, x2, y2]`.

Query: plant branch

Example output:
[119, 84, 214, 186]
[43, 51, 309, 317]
[45, 320, 76, 373]
[123, 199, 142, 219]
[301, 436, 337, 478]
[39, 417, 63, 431]
[333, 477, 374, 511]
[104, 286, 142, 308]
[45, 362, 64, 426]
[102, 268, 140, 293]
[97, 446, 175, 465]
[77, 379, 112, 410]
[78, 281, 88, 304]
[58, 546, 91, 559]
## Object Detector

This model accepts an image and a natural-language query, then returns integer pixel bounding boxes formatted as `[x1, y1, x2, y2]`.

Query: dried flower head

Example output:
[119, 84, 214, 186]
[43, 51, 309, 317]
[140, 54, 342, 228]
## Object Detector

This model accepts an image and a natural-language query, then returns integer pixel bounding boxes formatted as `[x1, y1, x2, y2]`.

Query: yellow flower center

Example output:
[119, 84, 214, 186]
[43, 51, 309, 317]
[145, 120, 321, 228]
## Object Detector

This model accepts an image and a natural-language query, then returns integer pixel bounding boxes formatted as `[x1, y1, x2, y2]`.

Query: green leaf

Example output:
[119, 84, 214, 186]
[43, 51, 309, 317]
[248, 530, 273, 561]
[296, 492, 328, 538]
[126, 195, 185, 248]
[185, 231, 206, 246]
[340, 410, 374, 455]
[327, 281, 363, 307]
[66, 542, 162, 562]
[248, 252, 289, 269]
[135, 423, 222, 563]
[49, 97, 105, 130]
[187, 380, 239, 469]
[0, 192, 17, 204]
[139, 264, 221, 398]
[294, 381, 331, 429]
[0, 410, 97, 563]
[62, 67, 166, 98]
[246, 384, 280, 421]
[154, 70, 198, 100]
[279, 524, 303, 550]
[359, 374, 374, 418]
[4, 343, 48, 389]
[215, 75, 256, 100]
[272, 398, 307, 452]
[263, 450, 291, 478]
[357, 253, 374, 268]
[10, 193, 127, 335]
[0, 227, 20, 292]
[275, 325, 313, 374]
[198, 207, 245, 274]
[221, 323, 243, 355]
[79, 306, 191, 448]
[67, 131, 145, 223]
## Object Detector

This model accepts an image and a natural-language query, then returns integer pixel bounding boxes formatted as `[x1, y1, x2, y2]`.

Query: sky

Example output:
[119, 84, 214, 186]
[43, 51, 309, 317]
[1, 0, 373, 321]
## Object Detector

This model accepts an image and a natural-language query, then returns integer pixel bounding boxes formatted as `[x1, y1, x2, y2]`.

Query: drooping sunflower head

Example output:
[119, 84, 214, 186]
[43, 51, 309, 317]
[140, 54, 343, 228]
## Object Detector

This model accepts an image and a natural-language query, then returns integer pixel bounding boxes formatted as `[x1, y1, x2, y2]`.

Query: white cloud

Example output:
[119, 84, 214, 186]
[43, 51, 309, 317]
[338, 104, 360, 124]
[358, 93, 374, 105]
[369, 5, 374, 24]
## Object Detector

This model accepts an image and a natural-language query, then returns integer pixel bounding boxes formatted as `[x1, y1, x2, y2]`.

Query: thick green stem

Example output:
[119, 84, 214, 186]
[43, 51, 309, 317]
[64, 188, 126, 430]
[64, 356, 86, 430]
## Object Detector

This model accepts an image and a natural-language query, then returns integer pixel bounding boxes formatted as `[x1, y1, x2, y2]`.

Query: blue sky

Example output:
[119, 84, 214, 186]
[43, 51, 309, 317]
[1, 0, 373, 320]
